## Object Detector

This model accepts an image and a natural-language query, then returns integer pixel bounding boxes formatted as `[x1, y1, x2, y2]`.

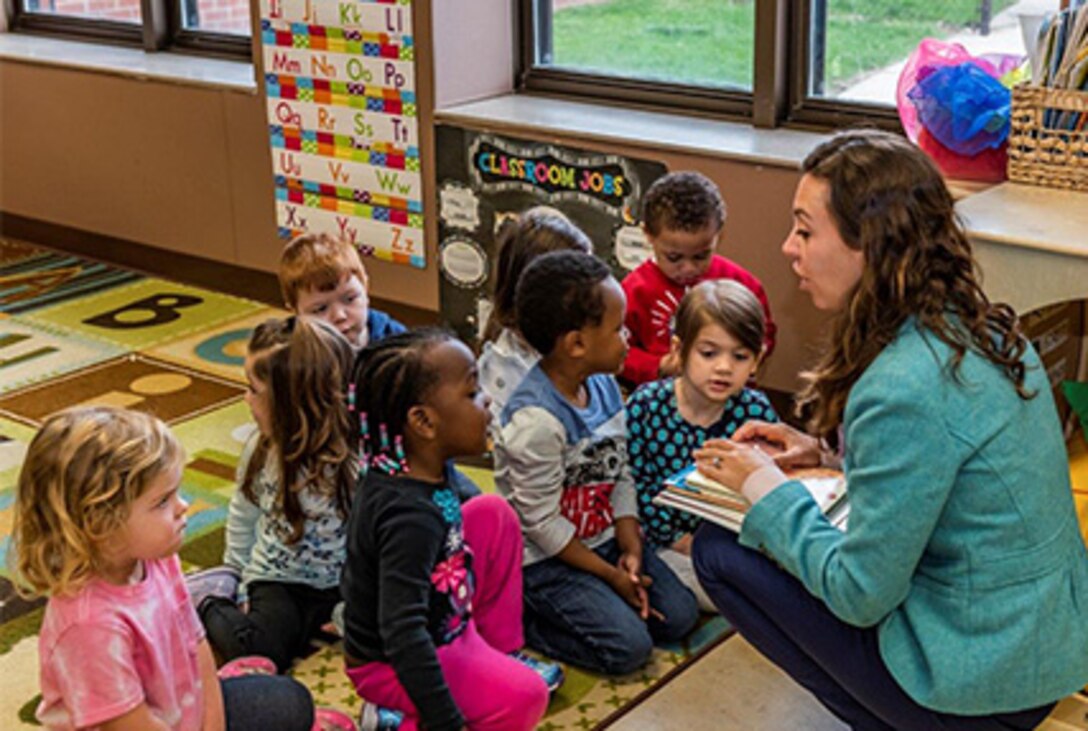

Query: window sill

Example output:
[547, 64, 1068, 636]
[0, 33, 256, 93]
[435, 93, 832, 170]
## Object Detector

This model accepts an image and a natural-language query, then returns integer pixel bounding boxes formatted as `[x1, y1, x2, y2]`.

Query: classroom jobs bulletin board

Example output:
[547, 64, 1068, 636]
[435, 126, 669, 345]
[258, 0, 424, 268]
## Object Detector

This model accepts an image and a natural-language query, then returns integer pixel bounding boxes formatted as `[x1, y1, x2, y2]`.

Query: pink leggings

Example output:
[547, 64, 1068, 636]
[346, 495, 548, 731]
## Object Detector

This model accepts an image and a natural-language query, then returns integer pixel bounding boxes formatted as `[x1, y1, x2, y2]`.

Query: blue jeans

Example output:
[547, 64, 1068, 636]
[221, 674, 313, 730]
[523, 538, 699, 675]
[692, 524, 1057, 731]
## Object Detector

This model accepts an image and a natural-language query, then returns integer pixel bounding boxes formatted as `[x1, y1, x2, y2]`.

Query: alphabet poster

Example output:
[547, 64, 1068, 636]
[435, 125, 668, 345]
[258, 0, 423, 268]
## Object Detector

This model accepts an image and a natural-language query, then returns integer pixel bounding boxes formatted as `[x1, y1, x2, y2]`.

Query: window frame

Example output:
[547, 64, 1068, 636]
[784, 0, 900, 130]
[515, 0, 755, 120]
[8, 0, 251, 59]
[517, 0, 903, 131]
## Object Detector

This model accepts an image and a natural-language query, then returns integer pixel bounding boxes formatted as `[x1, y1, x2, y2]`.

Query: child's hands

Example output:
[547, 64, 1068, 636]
[610, 552, 664, 621]
[617, 551, 646, 593]
[606, 564, 651, 619]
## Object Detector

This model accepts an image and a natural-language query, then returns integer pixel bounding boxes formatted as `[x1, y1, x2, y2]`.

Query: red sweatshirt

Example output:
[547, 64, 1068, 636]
[620, 254, 776, 386]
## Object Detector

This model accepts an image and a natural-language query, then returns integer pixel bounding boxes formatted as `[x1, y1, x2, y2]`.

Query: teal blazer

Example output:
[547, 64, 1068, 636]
[740, 320, 1088, 714]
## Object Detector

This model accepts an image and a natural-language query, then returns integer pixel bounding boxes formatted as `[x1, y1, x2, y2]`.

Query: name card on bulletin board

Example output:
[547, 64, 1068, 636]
[258, 0, 424, 268]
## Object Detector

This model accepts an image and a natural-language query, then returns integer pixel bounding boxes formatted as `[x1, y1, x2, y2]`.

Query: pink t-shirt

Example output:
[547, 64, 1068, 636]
[36, 555, 207, 730]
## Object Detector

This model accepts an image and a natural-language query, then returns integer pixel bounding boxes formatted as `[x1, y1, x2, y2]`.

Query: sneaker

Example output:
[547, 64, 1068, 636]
[313, 707, 357, 731]
[185, 565, 241, 610]
[510, 650, 565, 693]
[217, 655, 276, 680]
[358, 704, 403, 731]
[320, 600, 345, 638]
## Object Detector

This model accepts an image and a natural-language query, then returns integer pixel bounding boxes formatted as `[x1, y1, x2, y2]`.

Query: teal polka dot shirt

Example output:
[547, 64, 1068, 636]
[626, 378, 778, 548]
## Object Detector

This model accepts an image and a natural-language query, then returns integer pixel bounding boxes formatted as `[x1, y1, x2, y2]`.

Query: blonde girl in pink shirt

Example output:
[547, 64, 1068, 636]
[12, 406, 316, 731]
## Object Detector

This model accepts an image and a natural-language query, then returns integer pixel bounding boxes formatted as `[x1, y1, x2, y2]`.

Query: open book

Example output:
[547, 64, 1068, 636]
[653, 464, 849, 533]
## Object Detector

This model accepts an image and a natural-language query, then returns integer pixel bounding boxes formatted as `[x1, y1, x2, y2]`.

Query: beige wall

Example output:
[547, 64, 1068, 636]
[0, 59, 440, 312]
[432, 0, 514, 108]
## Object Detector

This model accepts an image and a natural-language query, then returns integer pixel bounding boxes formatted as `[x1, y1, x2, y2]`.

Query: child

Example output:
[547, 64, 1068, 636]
[622, 171, 776, 386]
[280, 231, 479, 503]
[341, 329, 551, 731]
[280, 231, 406, 349]
[12, 406, 314, 730]
[479, 207, 592, 428]
[626, 280, 779, 611]
[494, 250, 700, 675]
[196, 316, 356, 673]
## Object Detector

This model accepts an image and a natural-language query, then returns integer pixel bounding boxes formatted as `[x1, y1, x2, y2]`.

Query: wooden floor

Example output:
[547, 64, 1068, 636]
[616, 635, 1088, 730]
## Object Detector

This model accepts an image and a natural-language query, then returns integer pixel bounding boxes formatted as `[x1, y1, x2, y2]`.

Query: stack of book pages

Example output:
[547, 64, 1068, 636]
[654, 464, 849, 533]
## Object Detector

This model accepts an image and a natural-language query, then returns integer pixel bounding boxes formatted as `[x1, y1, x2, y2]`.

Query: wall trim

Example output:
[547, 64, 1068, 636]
[0, 212, 439, 327]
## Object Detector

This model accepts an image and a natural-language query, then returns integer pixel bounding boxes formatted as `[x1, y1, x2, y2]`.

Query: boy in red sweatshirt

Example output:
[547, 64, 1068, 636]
[621, 172, 776, 387]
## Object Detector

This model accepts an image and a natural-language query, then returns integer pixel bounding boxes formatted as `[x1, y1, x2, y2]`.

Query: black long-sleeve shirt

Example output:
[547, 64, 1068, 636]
[341, 470, 475, 731]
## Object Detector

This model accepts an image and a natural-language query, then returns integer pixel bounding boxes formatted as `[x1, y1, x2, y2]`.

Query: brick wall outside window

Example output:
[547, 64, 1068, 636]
[43, 0, 250, 33]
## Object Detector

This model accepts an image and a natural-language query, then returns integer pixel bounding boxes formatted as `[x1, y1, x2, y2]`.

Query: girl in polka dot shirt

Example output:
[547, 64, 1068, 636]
[626, 280, 777, 610]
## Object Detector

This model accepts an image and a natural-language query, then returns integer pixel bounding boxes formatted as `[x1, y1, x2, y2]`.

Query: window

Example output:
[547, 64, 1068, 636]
[23, 0, 140, 25]
[180, 0, 251, 37]
[12, 0, 251, 56]
[521, 0, 757, 117]
[521, 0, 1032, 128]
[534, 0, 755, 91]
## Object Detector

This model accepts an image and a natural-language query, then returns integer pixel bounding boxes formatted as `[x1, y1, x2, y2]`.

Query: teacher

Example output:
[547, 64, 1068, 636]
[690, 129, 1088, 730]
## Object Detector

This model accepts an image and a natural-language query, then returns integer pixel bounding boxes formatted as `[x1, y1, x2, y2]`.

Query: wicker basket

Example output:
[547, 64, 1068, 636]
[1007, 85, 1088, 191]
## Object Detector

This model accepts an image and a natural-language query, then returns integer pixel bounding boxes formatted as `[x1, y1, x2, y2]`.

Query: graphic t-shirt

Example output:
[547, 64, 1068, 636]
[494, 365, 639, 565]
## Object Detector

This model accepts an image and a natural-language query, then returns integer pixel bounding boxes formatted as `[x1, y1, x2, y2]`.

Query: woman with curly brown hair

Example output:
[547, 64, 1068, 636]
[690, 129, 1088, 729]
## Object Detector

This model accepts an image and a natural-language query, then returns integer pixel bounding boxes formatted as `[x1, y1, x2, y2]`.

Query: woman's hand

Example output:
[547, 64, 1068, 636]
[731, 420, 824, 470]
[693, 438, 777, 492]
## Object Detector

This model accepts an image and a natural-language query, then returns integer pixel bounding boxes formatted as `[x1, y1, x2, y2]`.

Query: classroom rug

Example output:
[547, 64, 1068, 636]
[0, 238, 732, 730]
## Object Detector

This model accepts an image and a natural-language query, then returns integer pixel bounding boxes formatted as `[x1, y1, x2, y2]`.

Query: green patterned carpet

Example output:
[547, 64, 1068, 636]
[0, 239, 730, 729]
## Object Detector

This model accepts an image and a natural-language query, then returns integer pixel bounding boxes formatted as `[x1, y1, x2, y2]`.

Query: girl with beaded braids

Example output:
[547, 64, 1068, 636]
[691, 129, 1088, 728]
[340, 329, 556, 731]
[194, 316, 356, 674]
